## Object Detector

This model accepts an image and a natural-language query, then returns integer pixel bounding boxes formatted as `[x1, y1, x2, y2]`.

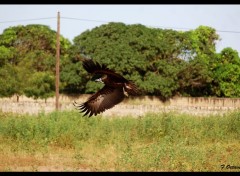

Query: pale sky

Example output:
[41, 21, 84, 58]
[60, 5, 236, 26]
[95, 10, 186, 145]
[0, 5, 240, 53]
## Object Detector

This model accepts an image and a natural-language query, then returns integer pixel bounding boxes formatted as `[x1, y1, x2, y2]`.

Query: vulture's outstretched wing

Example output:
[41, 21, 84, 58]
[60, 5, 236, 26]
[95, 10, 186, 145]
[82, 59, 127, 82]
[73, 85, 125, 117]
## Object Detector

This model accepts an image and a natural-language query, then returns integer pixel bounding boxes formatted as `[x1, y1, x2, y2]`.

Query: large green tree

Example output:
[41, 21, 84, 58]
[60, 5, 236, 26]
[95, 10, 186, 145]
[67, 22, 190, 99]
[211, 47, 240, 97]
[0, 24, 71, 99]
[177, 26, 220, 96]
[2, 22, 238, 99]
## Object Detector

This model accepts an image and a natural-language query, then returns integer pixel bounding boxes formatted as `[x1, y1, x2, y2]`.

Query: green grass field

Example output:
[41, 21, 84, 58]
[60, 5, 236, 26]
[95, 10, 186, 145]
[0, 110, 239, 171]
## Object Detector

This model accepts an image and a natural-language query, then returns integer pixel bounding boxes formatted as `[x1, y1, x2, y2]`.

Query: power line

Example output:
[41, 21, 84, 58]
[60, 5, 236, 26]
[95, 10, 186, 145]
[214, 30, 240, 34]
[61, 16, 240, 34]
[1, 16, 240, 34]
[61, 16, 109, 23]
[148, 25, 240, 34]
[0, 17, 55, 23]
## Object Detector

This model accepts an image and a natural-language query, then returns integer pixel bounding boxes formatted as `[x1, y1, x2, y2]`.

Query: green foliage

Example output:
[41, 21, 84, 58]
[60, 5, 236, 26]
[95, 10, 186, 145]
[68, 22, 233, 98]
[189, 25, 219, 57]
[0, 64, 19, 97]
[70, 22, 196, 98]
[1, 22, 240, 98]
[1, 111, 239, 149]
[0, 24, 71, 99]
[60, 48, 88, 93]
[178, 56, 214, 96]
[0, 27, 17, 46]
[0, 46, 15, 66]
[85, 81, 104, 94]
[212, 48, 240, 97]
[0, 111, 239, 171]
[177, 26, 220, 96]
[24, 72, 55, 100]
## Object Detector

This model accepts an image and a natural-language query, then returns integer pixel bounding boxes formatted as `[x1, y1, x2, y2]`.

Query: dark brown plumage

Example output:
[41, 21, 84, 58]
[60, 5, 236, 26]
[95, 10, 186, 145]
[73, 59, 140, 117]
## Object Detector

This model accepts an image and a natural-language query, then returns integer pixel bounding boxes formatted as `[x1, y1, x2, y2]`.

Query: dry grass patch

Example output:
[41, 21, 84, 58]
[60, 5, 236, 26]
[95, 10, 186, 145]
[0, 111, 239, 171]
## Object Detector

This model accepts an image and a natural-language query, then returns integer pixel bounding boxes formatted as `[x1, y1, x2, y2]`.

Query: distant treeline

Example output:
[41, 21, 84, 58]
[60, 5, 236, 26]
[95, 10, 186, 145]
[0, 23, 240, 100]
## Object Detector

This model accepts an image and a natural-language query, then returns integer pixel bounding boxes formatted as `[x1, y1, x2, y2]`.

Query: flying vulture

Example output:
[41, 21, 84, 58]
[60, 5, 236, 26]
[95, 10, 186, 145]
[73, 59, 140, 117]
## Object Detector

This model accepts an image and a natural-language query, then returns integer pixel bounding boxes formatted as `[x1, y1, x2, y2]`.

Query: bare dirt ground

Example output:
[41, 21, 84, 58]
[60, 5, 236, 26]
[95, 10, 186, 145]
[0, 150, 92, 172]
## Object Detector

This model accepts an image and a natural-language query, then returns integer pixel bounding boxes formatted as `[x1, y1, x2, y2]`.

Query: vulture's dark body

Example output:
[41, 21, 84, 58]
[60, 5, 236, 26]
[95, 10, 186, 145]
[73, 59, 140, 117]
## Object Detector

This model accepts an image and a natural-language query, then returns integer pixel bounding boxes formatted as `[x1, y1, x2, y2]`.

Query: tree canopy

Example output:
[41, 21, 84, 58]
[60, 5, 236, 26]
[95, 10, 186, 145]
[0, 22, 240, 100]
[0, 24, 71, 99]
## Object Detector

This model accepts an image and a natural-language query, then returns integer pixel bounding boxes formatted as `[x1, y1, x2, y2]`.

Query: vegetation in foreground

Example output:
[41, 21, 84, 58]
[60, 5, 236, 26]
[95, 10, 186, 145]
[0, 111, 239, 171]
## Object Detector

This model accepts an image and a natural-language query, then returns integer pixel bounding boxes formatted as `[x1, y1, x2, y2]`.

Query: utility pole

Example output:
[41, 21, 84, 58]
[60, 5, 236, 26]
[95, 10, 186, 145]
[56, 11, 60, 111]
